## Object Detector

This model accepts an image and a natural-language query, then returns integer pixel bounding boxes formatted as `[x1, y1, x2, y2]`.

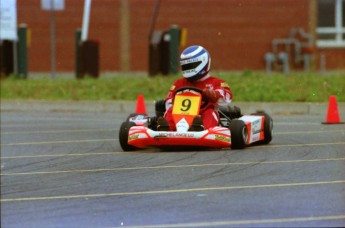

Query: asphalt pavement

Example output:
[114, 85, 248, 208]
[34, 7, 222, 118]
[1, 101, 345, 227]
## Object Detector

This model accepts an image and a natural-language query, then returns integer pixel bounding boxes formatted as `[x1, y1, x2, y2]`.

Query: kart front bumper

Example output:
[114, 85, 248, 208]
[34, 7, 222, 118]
[128, 126, 231, 149]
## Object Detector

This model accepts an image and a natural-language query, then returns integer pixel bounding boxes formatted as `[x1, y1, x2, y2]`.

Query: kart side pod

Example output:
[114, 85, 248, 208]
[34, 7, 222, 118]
[237, 113, 273, 147]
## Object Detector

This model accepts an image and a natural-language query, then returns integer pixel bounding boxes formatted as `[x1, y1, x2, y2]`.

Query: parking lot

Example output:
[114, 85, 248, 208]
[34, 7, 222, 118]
[1, 104, 345, 227]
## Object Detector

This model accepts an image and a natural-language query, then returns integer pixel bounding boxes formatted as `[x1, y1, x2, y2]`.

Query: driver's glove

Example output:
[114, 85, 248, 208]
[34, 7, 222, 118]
[202, 89, 219, 103]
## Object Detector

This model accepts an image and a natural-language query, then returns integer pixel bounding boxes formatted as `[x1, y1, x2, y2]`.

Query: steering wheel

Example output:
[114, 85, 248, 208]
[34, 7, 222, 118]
[173, 86, 203, 96]
[173, 86, 208, 107]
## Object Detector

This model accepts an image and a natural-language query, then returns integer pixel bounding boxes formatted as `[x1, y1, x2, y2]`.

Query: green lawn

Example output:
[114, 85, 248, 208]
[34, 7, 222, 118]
[1, 72, 344, 102]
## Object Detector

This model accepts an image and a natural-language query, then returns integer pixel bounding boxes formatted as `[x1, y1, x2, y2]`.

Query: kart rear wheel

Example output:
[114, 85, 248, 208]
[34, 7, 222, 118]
[119, 121, 137, 151]
[229, 120, 248, 149]
[253, 112, 273, 144]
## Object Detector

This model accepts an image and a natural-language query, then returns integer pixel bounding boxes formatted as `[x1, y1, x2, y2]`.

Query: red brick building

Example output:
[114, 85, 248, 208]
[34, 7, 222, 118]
[16, 0, 345, 73]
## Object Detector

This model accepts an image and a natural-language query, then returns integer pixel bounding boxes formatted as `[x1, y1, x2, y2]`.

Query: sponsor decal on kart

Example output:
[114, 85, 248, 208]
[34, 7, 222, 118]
[251, 133, 261, 142]
[215, 134, 230, 142]
[128, 134, 139, 141]
[251, 119, 262, 134]
[221, 82, 230, 88]
[156, 132, 195, 138]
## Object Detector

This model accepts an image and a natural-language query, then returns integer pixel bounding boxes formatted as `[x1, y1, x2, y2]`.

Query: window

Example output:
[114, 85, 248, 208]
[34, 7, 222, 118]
[317, 0, 345, 48]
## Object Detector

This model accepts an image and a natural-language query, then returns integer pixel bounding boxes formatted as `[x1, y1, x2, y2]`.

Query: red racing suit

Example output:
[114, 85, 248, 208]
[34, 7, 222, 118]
[164, 74, 233, 130]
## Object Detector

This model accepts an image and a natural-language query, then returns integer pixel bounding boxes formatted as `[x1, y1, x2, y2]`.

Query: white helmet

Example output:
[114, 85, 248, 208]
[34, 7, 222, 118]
[180, 45, 211, 82]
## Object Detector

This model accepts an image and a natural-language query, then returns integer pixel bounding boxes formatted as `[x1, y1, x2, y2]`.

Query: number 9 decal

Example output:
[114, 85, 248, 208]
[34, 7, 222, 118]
[181, 99, 191, 112]
[172, 94, 201, 116]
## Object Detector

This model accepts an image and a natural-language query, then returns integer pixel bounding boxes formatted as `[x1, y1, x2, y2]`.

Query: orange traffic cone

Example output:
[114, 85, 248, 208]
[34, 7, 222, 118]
[322, 96, 344, 124]
[135, 94, 147, 114]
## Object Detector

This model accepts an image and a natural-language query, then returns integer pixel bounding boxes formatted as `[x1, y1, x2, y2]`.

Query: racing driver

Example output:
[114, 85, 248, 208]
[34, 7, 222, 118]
[158, 45, 233, 131]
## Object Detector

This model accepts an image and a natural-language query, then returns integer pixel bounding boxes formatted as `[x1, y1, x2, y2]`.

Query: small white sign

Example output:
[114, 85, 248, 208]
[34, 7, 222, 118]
[41, 0, 65, 11]
[0, 0, 18, 40]
[81, 0, 92, 41]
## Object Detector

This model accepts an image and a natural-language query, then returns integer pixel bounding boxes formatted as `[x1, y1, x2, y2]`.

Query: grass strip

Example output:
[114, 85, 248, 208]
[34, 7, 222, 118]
[1, 72, 344, 102]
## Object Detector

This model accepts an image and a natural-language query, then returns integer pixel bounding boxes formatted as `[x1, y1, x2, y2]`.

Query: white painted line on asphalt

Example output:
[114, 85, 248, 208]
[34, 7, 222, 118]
[2, 157, 344, 176]
[1, 180, 345, 202]
[109, 214, 345, 228]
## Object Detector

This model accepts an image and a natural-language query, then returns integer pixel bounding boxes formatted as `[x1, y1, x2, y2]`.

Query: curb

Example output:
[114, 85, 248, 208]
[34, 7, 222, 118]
[2, 100, 345, 116]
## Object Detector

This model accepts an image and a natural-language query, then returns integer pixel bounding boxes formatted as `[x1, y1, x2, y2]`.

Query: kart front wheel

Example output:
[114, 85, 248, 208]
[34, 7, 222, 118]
[229, 120, 248, 149]
[119, 121, 137, 151]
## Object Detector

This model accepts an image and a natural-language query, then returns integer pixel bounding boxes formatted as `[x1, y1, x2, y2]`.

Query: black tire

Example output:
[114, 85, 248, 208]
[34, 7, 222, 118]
[155, 99, 166, 118]
[219, 105, 242, 120]
[229, 120, 248, 149]
[119, 121, 137, 151]
[253, 111, 273, 144]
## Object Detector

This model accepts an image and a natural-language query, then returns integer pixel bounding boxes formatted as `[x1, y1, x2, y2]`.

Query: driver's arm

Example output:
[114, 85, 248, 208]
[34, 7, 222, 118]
[203, 81, 233, 107]
[216, 81, 233, 107]
[164, 84, 177, 111]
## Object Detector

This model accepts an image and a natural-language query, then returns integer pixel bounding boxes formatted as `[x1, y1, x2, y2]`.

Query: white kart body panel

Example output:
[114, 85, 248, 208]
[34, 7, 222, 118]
[239, 115, 265, 144]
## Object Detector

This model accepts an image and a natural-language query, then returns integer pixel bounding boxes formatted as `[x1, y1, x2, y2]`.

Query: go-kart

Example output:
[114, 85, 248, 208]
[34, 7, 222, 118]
[119, 87, 273, 151]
